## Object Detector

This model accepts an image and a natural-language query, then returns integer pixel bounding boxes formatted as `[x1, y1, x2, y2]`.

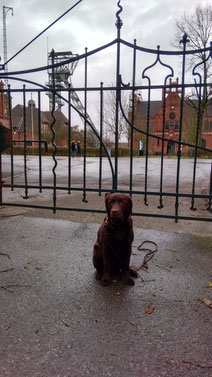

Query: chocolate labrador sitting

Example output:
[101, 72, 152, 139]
[93, 193, 138, 286]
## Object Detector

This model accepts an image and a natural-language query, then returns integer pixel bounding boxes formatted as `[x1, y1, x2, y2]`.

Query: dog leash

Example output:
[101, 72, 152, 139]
[134, 240, 158, 271]
[104, 216, 157, 270]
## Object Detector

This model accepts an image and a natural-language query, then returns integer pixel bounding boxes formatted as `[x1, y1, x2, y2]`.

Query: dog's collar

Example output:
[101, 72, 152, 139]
[104, 215, 122, 227]
[104, 216, 109, 225]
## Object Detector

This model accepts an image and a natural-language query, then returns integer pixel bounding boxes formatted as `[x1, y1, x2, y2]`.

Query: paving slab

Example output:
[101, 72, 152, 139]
[0, 216, 212, 377]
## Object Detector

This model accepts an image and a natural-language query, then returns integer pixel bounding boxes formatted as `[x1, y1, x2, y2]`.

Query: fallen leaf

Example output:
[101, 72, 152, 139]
[170, 249, 177, 253]
[112, 280, 118, 283]
[200, 297, 212, 308]
[208, 282, 212, 287]
[116, 292, 121, 296]
[144, 305, 155, 314]
[35, 267, 42, 271]
[27, 261, 31, 265]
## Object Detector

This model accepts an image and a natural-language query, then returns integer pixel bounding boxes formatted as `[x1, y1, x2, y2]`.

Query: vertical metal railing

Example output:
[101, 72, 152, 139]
[114, 0, 123, 191]
[129, 39, 137, 196]
[142, 67, 151, 206]
[23, 85, 28, 199]
[7, 84, 14, 191]
[37, 91, 42, 193]
[68, 84, 72, 195]
[175, 33, 189, 222]
[99, 82, 104, 196]
[83, 48, 88, 202]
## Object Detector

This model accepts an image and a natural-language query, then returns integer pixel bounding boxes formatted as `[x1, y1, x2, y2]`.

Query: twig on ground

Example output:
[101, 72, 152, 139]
[156, 264, 172, 272]
[5, 322, 11, 331]
[183, 360, 212, 369]
[61, 319, 70, 327]
[0, 285, 14, 293]
[0, 283, 31, 293]
[0, 252, 11, 259]
[127, 319, 137, 327]
[0, 268, 14, 273]
[137, 273, 155, 283]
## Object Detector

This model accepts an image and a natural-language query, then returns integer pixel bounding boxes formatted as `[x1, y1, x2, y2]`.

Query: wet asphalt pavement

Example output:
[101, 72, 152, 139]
[2, 155, 212, 192]
[0, 215, 212, 377]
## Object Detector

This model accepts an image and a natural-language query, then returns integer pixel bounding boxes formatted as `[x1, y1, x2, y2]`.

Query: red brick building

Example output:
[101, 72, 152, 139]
[0, 81, 10, 129]
[12, 100, 69, 147]
[0, 82, 69, 147]
[130, 78, 212, 155]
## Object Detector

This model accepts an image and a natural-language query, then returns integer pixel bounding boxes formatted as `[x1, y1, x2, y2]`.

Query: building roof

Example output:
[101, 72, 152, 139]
[134, 97, 212, 118]
[135, 100, 162, 117]
[12, 104, 69, 133]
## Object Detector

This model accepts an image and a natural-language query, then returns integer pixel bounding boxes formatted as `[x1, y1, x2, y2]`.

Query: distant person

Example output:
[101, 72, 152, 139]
[77, 141, 81, 157]
[71, 141, 76, 157]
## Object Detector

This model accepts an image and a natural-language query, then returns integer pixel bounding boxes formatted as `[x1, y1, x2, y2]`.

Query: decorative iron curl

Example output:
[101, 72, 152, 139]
[50, 109, 57, 176]
[115, 0, 123, 30]
[50, 49, 58, 213]
[50, 102, 58, 213]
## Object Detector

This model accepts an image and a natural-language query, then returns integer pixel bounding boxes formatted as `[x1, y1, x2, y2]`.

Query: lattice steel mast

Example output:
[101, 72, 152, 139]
[3, 5, 13, 87]
[46, 50, 98, 137]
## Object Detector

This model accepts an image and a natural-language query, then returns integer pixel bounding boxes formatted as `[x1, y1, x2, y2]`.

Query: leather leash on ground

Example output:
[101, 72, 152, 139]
[133, 240, 158, 271]
[104, 216, 158, 272]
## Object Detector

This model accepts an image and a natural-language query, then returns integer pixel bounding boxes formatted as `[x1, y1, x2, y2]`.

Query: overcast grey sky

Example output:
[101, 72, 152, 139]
[2, 0, 210, 63]
[0, 0, 211, 126]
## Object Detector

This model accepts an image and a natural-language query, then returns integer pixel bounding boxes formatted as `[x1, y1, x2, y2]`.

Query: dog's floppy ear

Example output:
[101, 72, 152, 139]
[126, 194, 133, 215]
[105, 191, 113, 199]
[105, 192, 112, 214]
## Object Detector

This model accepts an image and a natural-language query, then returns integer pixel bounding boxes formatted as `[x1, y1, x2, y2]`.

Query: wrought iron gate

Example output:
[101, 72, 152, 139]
[0, 1, 211, 223]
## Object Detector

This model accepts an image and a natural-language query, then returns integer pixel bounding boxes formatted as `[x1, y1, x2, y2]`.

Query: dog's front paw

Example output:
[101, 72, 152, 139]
[100, 278, 110, 286]
[125, 275, 135, 285]
[129, 268, 138, 278]
[96, 271, 103, 280]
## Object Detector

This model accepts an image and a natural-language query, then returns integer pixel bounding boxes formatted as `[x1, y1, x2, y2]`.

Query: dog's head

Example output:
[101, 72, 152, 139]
[105, 193, 132, 223]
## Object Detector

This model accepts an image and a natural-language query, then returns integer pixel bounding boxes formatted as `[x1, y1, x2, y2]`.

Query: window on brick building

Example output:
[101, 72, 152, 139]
[170, 122, 174, 127]
[201, 139, 206, 148]
[205, 121, 209, 130]
[205, 121, 212, 131]
[175, 122, 179, 130]
[165, 122, 169, 129]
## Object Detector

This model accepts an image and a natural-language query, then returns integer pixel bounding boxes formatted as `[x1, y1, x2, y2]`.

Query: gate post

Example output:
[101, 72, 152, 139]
[0, 152, 2, 206]
[0, 121, 12, 206]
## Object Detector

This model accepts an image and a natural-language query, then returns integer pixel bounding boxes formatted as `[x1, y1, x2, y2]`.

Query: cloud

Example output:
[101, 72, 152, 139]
[1, 0, 211, 126]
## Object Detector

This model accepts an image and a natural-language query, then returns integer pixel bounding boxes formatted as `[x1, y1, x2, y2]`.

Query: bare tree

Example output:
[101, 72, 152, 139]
[183, 104, 197, 146]
[173, 4, 212, 146]
[103, 86, 130, 143]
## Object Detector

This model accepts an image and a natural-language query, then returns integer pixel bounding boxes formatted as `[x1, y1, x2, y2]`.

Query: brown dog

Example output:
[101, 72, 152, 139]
[93, 193, 138, 286]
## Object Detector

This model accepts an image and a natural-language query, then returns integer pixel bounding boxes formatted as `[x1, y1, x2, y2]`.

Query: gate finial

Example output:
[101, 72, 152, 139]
[180, 33, 190, 46]
[115, 0, 123, 31]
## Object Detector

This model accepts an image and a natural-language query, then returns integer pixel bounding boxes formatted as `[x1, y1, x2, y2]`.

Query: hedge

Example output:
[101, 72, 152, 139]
[3, 146, 140, 157]
[3, 146, 211, 158]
